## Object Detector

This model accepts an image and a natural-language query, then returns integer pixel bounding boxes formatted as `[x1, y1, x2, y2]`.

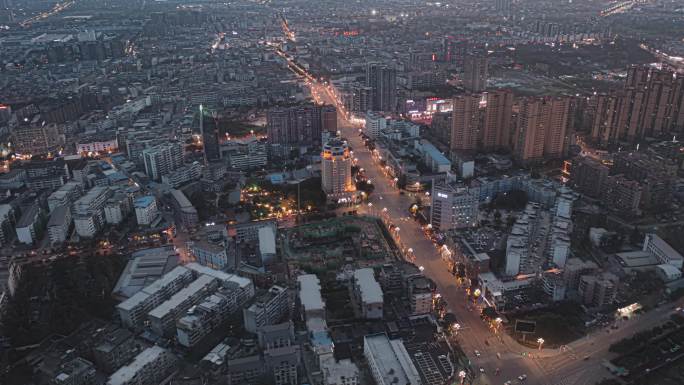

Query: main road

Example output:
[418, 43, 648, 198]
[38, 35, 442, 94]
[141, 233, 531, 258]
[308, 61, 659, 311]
[290, 51, 683, 385]
[307, 80, 549, 385]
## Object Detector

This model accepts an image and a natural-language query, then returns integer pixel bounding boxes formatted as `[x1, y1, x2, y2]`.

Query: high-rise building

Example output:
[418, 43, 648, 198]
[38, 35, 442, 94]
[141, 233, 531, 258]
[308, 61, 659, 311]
[450, 91, 513, 154]
[463, 53, 488, 93]
[199, 105, 221, 164]
[591, 65, 684, 145]
[321, 138, 355, 200]
[481, 90, 513, 150]
[450, 94, 481, 152]
[513, 97, 570, 163]
[513, 98, 546, 162]
[321, 105, 337, 133]
[352, 85, 373, 113]
[601, 175, 642, 217]
[267, 104, 333, 155]
[142, 142, 183, 181]
[542, 97, 571, 159]
[495, 0, 512, 14]
[569, 157, 609, 199]
[366, 63, 397, 112]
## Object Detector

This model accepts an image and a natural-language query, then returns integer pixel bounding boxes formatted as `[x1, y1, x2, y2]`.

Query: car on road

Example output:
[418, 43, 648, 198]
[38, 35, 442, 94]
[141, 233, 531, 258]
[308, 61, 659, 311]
[504, 381, 512, 385]
[474, 350, 481, 357]
[518, 374, 527, 381]
[479, 367, 485, 373]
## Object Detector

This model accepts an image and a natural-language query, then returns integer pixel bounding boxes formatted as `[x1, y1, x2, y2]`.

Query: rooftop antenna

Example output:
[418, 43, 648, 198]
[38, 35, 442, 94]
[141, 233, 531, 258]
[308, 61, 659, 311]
[199, 104, 208, 166]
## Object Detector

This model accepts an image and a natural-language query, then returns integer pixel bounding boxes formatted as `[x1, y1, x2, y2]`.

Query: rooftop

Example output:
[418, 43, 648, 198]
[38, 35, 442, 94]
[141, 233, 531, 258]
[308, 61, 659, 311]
[354, 268, 383, 304]
[297, 274, 325, 313]
[363, 333, 421, 385]
[148, 274, 217, 319]
[112, 246, 179, 299]
[134, 196, 155, 209]
[185, 262, 252, 288]
[107, 346, 168, 385]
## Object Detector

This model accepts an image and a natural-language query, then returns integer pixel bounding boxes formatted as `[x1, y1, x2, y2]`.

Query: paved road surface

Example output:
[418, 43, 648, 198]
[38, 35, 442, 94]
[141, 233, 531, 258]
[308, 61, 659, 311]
[304, 65, 684, 385]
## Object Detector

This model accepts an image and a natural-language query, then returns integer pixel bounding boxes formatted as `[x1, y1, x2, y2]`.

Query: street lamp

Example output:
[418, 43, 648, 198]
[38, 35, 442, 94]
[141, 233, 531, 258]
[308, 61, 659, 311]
[537, 337, 545, 351]
[458, 370, 466, 384]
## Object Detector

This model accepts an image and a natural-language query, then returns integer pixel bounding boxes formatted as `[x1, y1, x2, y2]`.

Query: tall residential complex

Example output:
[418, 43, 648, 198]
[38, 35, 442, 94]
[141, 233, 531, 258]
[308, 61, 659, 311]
[450, 90, 513, 153]
[495, 0, 512, 14]
[463, 53, 489, 93]
[199, 105, 221, 164]
[266, 104, 336, 154]
[366, 63, 397, 112]
[321, 138, 355, 201]
[450, 94, 481, 152]
[591, 65, 684, 145]
[513, 96, 570, 163]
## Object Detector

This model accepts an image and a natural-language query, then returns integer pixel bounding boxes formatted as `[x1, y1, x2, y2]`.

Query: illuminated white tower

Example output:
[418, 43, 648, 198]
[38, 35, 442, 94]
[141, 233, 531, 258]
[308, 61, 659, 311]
[321, 138, 355, 199]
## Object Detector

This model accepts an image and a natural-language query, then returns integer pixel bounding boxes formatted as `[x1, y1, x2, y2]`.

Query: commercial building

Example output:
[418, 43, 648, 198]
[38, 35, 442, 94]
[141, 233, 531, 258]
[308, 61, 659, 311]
[243, 285, 290, 333]
[352, 268, 384, 319]
[643, 234, 684, 270]
[430, 182, 479, 231]
[363, 333, 421, 385]
[321, 138, 356, 201]
[106, 346, 177, 385]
